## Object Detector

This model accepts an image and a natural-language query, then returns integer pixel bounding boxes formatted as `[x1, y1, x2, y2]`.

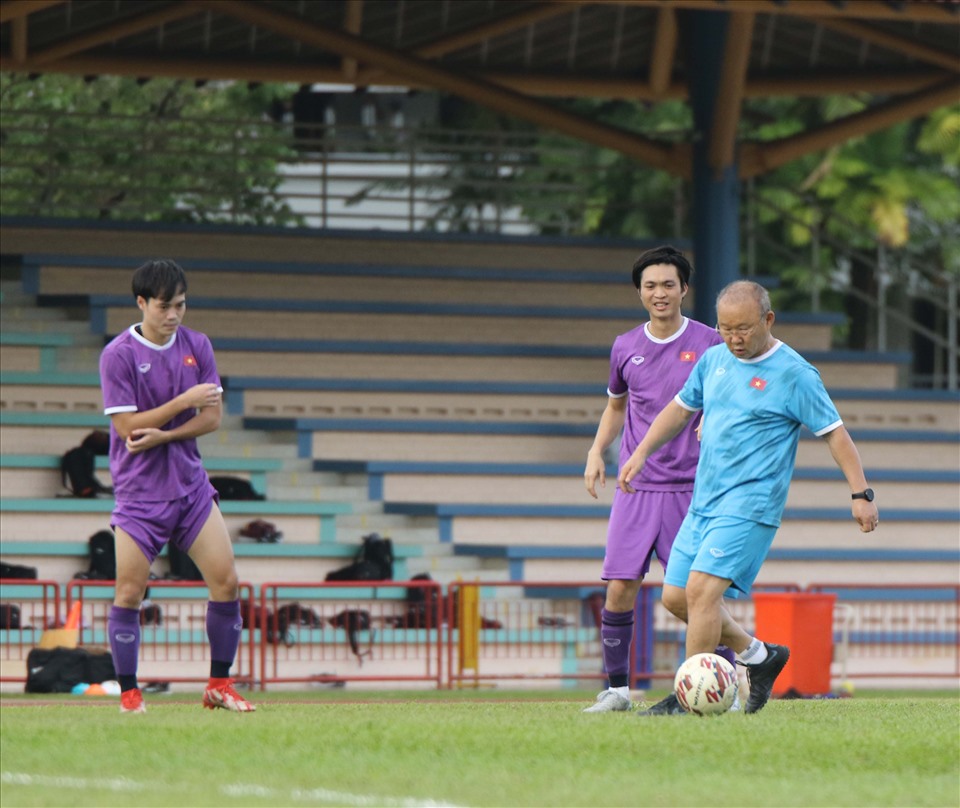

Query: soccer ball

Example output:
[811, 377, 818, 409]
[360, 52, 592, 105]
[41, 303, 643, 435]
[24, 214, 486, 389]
[674, 653, 739, 716]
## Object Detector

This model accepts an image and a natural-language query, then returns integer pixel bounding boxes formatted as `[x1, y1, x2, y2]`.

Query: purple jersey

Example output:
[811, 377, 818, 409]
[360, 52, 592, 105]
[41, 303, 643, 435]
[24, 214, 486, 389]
[100, 324, 220, 502]
[607, 317, 722, 490]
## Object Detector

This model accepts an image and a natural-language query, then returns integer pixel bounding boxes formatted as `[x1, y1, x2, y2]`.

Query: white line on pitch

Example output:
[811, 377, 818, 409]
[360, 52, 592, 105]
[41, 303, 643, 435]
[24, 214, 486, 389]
[2, 772, 466, 807]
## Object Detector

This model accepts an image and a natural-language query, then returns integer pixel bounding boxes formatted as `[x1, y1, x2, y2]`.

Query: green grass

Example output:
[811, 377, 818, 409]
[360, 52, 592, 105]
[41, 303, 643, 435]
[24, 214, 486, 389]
[1, 690, 958, 808]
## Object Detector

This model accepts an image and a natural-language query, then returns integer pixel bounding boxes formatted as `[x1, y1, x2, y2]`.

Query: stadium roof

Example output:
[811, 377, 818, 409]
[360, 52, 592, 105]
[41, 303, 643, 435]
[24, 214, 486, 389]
[1, 0, 957, 179]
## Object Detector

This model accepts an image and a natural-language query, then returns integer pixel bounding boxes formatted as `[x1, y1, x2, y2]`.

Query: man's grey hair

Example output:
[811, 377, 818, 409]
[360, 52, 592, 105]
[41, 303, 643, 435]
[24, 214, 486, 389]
[716, 280, 771, 317]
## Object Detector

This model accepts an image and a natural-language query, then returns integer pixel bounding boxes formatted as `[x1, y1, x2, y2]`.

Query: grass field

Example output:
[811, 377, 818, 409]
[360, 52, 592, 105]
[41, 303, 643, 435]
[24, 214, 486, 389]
[1, 688, 957, 808]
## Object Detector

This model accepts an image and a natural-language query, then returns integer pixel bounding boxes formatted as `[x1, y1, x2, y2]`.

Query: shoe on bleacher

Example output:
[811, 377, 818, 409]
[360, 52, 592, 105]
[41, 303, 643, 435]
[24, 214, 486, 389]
[636, 692, 686, 716]
[203, 678, 256, 712]
[744, 642, 790, 714]
[583, 689, 632, 713]
[119, 688, 146, 714]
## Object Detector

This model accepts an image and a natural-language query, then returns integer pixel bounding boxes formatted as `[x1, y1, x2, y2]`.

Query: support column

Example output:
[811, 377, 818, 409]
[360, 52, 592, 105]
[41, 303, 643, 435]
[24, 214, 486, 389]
[682, 10, 742, 326]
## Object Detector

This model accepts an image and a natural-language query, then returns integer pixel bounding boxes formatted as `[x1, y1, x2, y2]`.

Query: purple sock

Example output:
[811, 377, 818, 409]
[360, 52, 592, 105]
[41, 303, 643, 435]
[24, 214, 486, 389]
[600, 608, 634, 688]
[715, 644, 737, 668]
[207, 600, 241, 677]
[108, 605, 141, 689]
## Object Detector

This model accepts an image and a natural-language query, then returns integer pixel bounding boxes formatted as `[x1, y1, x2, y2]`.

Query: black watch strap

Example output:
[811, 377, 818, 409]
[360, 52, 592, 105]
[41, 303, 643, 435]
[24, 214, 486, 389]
[851, 488, 875, 502]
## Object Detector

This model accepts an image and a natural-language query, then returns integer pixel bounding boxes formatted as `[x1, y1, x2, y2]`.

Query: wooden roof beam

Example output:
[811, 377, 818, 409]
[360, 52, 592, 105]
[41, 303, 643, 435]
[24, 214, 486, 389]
[576, 1, 960, 24]
[0, 0, 66, 25]
[740, 77, 960, 178]
[355, 2, 575, 86]
[341, 0, 364, 83]
[1, 54, 950, 102]
[411, 2, 575, 59]
[648, 6, 678, 98]
[812, 15, 960, 72]
[27, 4, 201, 66]
[10, 13, 26, 63]
[710, 12, 755, 173]
[193, 0, 685, 175]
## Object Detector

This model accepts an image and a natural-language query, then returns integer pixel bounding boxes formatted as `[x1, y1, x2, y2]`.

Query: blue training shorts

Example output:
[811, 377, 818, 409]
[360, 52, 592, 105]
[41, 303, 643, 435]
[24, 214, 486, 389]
[663, 511, 777, 599]
[112, 480, 219, 564]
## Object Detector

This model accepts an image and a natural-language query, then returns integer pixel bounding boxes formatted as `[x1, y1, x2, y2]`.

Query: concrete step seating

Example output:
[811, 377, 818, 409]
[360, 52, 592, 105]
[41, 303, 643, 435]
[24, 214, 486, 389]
[3, 244, 955, 595]
[315, 459, 960, 511]
[452, 544, 960, 590]
[89, 294, 840, 352]
[0, 453, 283, 499]
[4, 371, 956, 431]
[0, 540, 418, 588]
[242, 414, 960, 471]
[25, 252, 779, 325]
[0, 496, 351, 544]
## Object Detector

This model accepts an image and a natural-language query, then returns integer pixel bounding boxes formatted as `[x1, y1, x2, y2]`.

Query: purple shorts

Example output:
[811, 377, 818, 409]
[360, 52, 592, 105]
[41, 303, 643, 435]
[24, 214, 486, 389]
[112, 480, 219, 564]
[600, 487, 692, 581]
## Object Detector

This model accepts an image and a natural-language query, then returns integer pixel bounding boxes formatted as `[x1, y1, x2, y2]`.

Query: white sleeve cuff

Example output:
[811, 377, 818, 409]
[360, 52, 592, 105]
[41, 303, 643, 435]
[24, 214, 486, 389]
[674, 394, 699, 412]
[814, 419, 844, 437]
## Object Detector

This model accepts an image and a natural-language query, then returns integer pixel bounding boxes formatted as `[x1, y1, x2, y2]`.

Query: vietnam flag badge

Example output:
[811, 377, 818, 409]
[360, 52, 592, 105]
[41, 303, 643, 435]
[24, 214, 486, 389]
[184, 355, 197, 367]
[680, 351, 696, 362]
[749, 376, 767, 391]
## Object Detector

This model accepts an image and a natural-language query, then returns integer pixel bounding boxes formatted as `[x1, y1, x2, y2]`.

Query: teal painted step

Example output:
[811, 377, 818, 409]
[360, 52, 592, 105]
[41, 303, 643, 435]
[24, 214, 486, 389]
[1, 454, 285, 472]
[0, 333, 75, 347]
[0, 540, 417, 559]
[0, 498, 351, 544]
[0, 412, 109, 427]
[0, 371, 101, 385]
[0, 498, 351, 516]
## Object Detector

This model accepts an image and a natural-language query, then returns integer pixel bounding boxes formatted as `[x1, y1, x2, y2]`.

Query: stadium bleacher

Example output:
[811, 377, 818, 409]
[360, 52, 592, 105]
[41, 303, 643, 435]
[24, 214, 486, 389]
[1, 234, 958, 689]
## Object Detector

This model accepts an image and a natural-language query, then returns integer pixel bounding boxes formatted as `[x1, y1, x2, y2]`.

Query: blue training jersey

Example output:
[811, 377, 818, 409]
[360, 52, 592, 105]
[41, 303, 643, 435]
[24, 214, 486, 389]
[675, 340, 842, 526]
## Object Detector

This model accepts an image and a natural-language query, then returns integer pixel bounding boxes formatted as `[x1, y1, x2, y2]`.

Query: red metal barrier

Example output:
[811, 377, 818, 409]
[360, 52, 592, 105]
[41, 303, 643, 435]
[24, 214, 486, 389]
[807, 583, 960, 681]
[65, 580, 256, 686]
[445, 581, 804, 690]
[446, 581, 608, 689]
[258, 580, 444, 690]
[0, 579, 61, 685]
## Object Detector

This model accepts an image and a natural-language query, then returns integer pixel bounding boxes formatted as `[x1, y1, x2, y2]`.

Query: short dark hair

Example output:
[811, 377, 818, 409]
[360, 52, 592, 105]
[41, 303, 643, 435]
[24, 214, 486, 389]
[132, 259, 187, 302]
[631, 246, 693, 290]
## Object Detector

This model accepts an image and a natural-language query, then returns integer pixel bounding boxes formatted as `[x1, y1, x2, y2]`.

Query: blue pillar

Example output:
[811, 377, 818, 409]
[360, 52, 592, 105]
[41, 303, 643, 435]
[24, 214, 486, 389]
[682, 11, 742, 326]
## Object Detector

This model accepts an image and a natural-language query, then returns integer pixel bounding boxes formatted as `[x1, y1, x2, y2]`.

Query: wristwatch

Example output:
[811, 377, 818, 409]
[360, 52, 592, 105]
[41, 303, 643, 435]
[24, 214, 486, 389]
[851, 488, 875, 502]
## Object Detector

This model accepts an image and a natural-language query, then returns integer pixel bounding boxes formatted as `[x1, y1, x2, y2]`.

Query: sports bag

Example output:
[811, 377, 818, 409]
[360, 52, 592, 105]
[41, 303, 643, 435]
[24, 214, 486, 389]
[73, 530, 116, 580]
[325, 533, 394, 582]
[1, 562, 38, 580]
[25, 647, 115, 693]
[328, 609, 373, 664]
[0, 604, 21, 629]
[60, 431, 112, 497]
[209, 476, 265, 501]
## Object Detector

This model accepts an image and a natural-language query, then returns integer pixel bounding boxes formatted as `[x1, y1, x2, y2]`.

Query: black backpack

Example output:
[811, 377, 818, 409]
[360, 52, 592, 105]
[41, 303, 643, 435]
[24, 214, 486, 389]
[25, 647, 115, 693]
[60, 431, 112, 498]
[1, 562, 38, 580]
[209, 476, 265, 501]
[0, 604, 21, 629]
[325, 533, 394, 582]
[75, 530, 116, 580]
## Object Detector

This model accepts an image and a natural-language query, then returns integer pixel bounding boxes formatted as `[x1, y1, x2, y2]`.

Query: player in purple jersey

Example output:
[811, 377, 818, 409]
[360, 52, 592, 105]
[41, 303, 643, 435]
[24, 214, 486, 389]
[99, 259, 254, 714]
[583, 246, 731, 714]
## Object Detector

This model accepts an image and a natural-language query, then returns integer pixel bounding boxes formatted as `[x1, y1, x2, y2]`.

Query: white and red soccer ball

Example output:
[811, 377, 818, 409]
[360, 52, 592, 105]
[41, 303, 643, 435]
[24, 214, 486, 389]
[674, 653, 739, 716]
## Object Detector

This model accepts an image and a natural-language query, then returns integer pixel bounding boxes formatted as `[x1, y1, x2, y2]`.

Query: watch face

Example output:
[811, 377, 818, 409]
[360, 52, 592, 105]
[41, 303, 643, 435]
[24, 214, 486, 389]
[854, 488, 875, 502]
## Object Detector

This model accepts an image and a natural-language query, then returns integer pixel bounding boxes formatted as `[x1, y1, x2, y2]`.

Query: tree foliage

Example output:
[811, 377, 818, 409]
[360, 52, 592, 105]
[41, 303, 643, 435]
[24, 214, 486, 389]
[0, 73, 303, 225]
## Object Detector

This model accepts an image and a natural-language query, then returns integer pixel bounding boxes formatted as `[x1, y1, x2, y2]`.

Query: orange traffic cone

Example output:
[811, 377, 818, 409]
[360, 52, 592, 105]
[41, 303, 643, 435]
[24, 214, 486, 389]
[39, 602, 81, 650]
[64, 601, 82, 629]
